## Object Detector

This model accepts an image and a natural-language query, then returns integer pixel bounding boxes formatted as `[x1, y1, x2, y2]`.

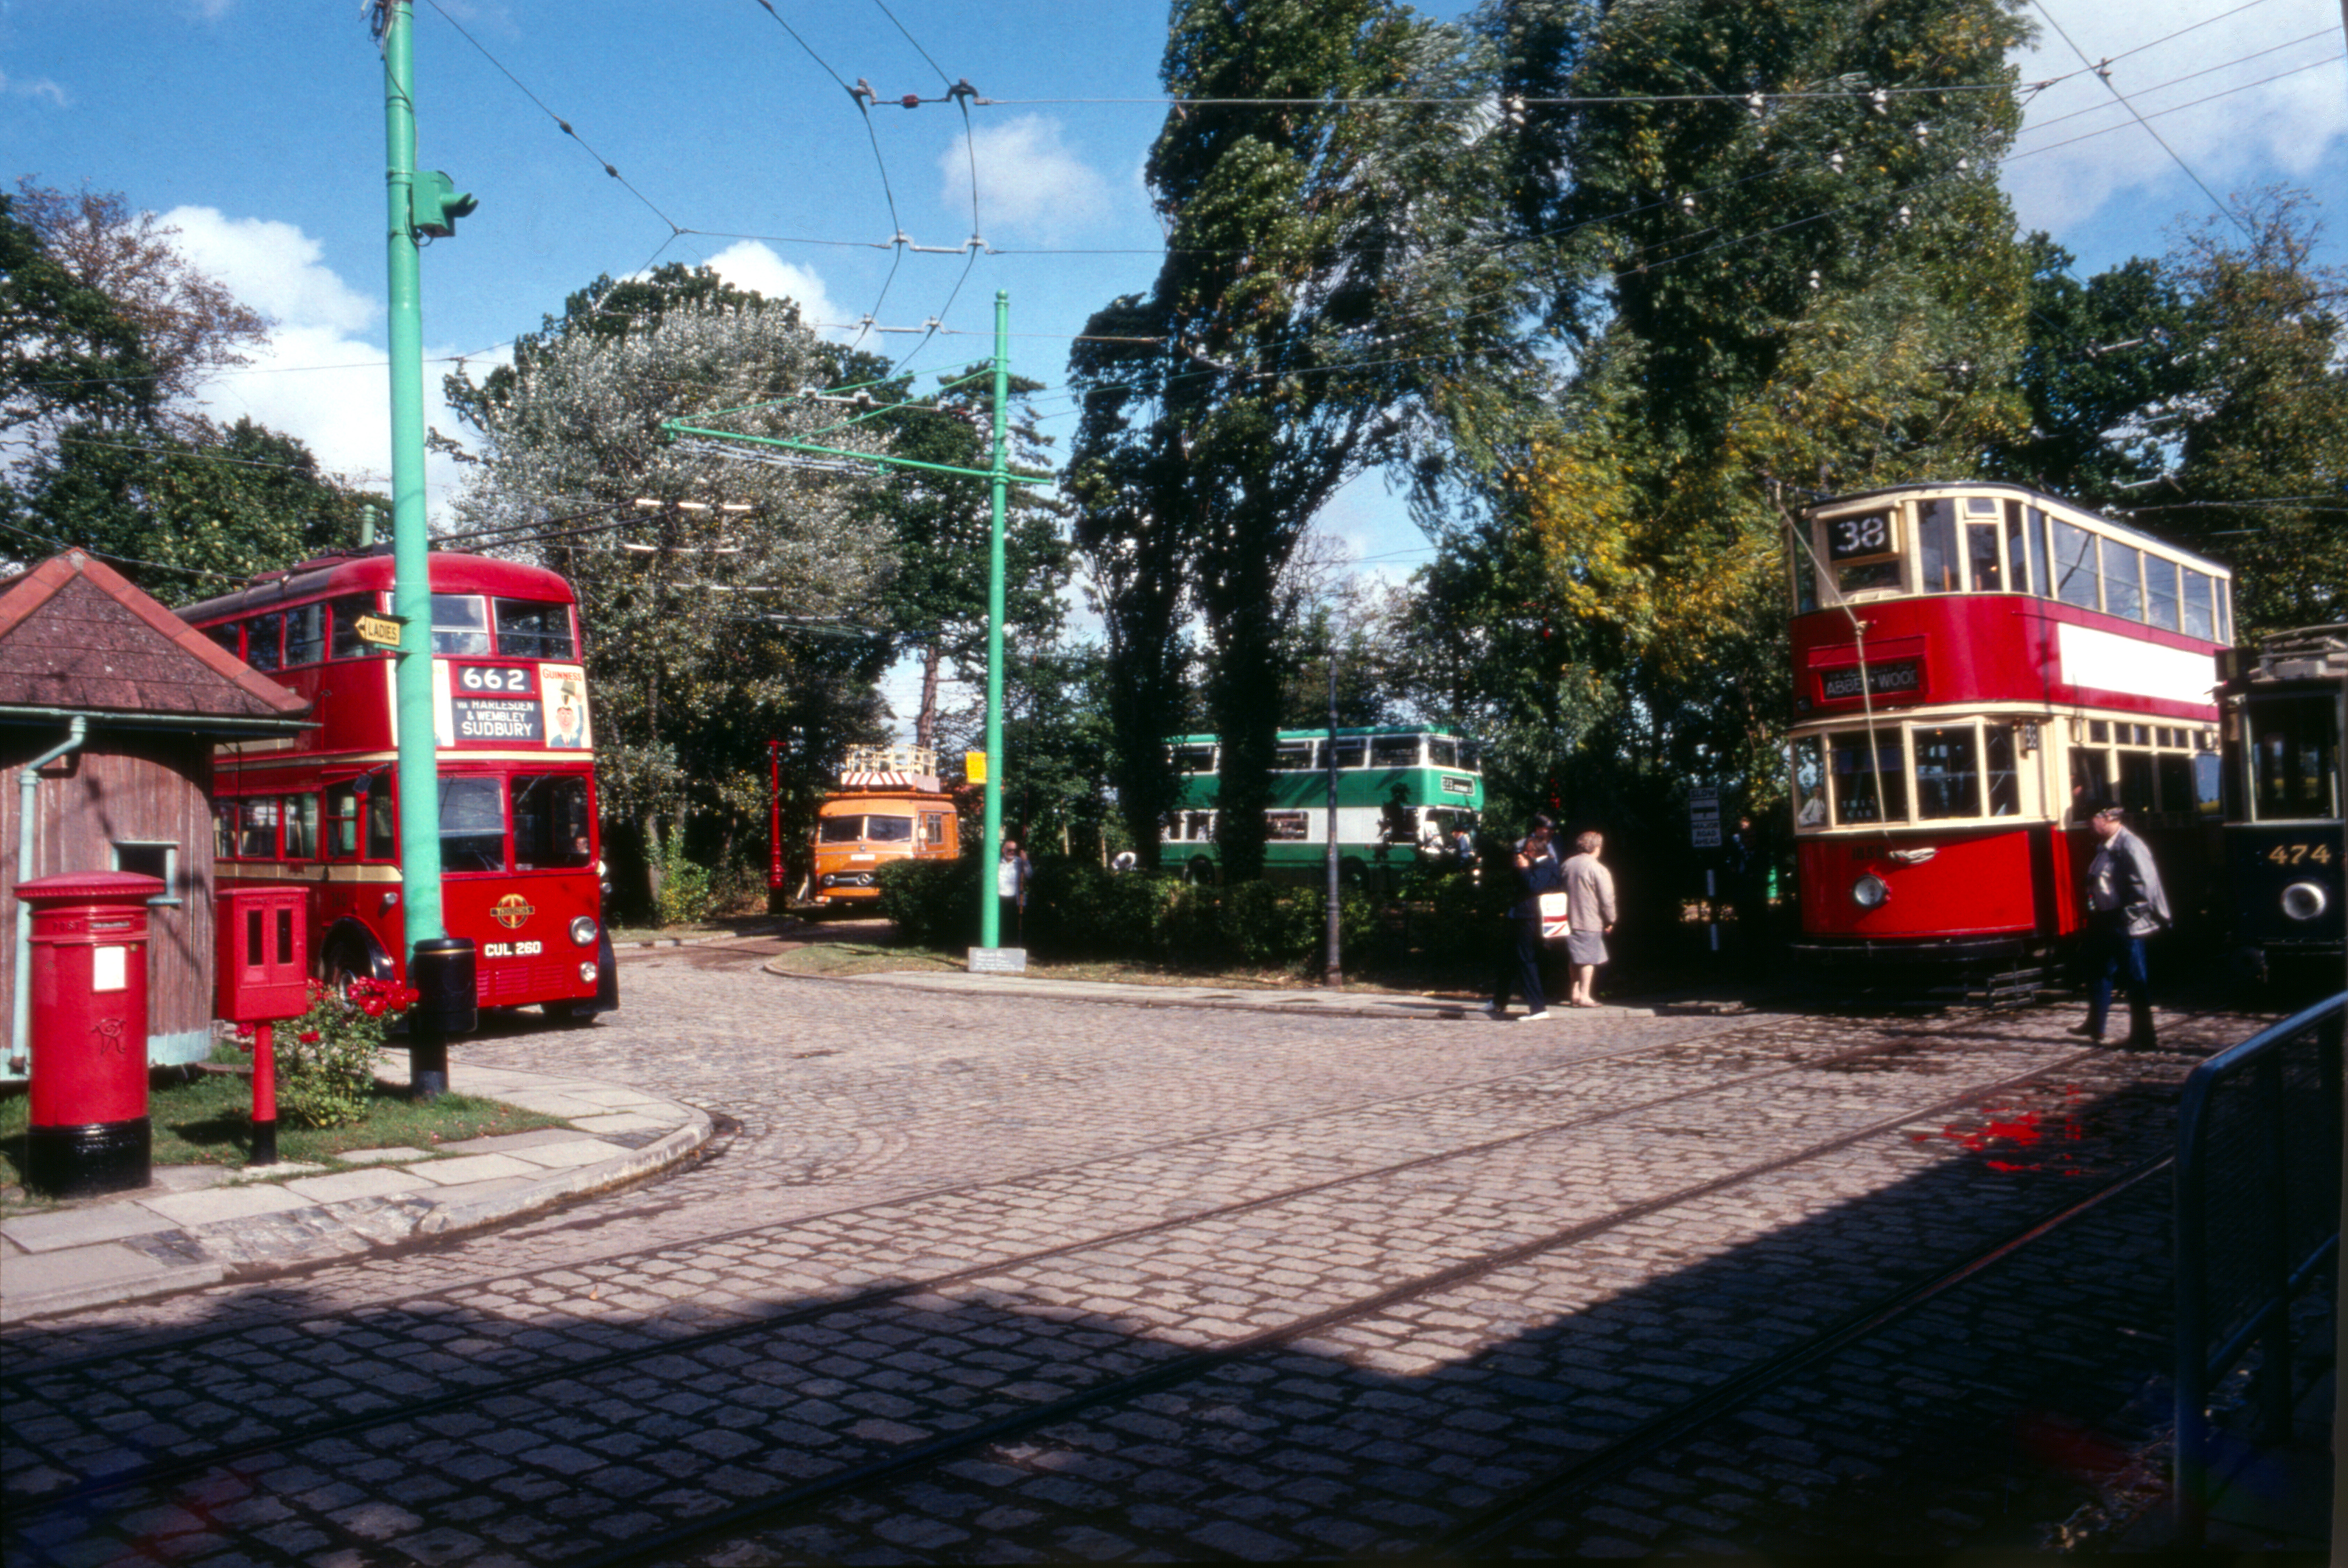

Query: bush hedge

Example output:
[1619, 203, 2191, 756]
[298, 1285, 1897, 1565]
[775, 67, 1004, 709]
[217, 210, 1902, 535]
[873, 856, 1380, 972]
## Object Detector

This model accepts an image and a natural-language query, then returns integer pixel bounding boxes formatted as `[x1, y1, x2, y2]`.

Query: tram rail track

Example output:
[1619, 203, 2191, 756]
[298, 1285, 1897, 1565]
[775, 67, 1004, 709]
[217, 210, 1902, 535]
[1, 1038, 2124, 1565]
[1, 1020, 2047, 1514]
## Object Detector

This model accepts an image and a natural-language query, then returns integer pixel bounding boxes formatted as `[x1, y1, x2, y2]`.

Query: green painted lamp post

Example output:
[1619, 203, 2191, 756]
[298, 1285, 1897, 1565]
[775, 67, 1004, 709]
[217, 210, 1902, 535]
[378, 0, 477, 1095]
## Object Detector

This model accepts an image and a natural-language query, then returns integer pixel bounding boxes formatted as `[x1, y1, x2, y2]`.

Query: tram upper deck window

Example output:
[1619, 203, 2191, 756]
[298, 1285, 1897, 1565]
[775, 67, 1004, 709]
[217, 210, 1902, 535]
[1791, 548, 1819, 614]
[1830, 731, 1907, 824]
[495, 599, 576, 660]
[1371, 735, 1422, 768]
[2144, 556, 2180, 631]
[2182, 571, 2218, 639]
[2104, 540, 2144, 621]
[1966, 511, 2003, 592]
[430, 594, 491, 655]
[2052, 520, 2100, 610]
[2005, 502, 2047, 596]
[1823, 510, 1901, 594]
[1274, 741, 1315, 771]
[1918, 499, 1961, 593]
[2249, 693, 2342, 822]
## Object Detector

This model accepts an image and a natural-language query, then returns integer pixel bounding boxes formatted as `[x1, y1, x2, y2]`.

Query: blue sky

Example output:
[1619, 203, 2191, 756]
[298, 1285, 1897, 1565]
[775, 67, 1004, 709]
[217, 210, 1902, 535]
[5, 0, 2343, 725]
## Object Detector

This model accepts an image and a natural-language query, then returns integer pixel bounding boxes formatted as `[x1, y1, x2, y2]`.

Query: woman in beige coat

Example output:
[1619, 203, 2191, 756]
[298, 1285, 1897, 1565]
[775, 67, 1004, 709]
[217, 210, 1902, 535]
[1563, 830, 1617, 1007]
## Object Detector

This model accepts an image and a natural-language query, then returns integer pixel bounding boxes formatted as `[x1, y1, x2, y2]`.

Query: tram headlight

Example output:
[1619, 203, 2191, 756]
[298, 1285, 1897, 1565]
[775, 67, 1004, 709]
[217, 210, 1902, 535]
[2280, 881, 2329, 922]
[569, 915, 599, 947]
[1851, 872, 1891, 910]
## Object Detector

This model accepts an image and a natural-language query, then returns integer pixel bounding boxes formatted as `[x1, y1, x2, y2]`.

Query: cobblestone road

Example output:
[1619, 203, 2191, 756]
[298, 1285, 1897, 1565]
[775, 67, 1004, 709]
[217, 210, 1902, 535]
[0, 935, 2272, 1563]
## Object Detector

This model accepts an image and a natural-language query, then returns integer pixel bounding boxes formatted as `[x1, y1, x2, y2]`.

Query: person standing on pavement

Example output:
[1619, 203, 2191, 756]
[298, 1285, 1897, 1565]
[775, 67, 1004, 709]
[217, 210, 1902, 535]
[998, 839, 1032, 944]
[2072, 805, 2170, 1047]
[1490, 815, 1563, 1021]
[1563, 830, 1617, 1008]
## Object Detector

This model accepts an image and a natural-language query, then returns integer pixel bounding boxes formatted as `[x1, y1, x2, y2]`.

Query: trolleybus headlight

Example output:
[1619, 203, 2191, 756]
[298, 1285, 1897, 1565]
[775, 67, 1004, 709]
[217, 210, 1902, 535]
[569, 915, 599, 947]
[2281, 881, 2329, 922]
[579, 961, 599, 985]
[1851, 873, 1891, 910]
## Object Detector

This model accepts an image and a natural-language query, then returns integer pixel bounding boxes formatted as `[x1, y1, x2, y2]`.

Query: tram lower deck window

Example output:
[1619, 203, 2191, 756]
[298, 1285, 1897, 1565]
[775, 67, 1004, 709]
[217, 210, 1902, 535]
[1914, 727, 1981, 819]
[1830, 731, 1907, 824]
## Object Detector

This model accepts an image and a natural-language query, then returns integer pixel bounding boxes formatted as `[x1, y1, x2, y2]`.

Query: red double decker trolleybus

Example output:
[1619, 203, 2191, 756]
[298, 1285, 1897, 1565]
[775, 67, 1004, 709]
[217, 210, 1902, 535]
[1784, 481, 2233, 970]
[181, 548, 618, 1023]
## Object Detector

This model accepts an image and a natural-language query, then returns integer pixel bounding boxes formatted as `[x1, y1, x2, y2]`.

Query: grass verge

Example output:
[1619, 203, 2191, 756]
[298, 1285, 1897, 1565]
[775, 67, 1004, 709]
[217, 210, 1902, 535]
[0, 1060, 566, 1207]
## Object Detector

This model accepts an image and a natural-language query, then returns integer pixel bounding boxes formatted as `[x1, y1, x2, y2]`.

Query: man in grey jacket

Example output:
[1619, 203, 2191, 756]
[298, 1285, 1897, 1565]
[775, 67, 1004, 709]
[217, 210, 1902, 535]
[2071, 806, 2171, 1048]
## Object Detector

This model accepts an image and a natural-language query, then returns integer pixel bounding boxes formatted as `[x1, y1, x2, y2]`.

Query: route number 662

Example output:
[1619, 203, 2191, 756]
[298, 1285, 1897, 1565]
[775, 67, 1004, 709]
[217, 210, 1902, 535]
[458, 665, 532, 694]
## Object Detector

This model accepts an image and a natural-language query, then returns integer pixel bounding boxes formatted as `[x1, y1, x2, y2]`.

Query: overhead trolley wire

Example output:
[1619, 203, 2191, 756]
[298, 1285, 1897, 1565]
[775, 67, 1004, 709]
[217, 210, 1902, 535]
[2029, 0, 2254, 236]
[420, 0, 683, 239]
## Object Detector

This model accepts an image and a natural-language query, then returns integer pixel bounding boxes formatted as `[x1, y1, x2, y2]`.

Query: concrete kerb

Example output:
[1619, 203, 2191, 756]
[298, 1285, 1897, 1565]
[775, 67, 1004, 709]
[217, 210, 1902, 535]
[0, 1065, 713, 1324]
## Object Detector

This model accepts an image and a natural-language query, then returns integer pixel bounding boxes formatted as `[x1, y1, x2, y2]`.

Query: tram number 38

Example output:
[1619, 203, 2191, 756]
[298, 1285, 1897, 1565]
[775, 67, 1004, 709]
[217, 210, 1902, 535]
[2266, 843, 2336, 866]
[481, 940, 544, 958]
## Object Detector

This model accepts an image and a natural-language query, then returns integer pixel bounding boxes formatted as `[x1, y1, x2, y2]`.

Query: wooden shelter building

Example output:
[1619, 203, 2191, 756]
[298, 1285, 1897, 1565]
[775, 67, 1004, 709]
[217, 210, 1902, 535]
[0, 552, 308, 1080]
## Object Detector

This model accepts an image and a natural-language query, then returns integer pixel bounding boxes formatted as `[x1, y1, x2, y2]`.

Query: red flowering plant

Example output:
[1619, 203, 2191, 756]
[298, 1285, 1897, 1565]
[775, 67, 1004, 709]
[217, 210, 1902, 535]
[274, 976, 420, 1128]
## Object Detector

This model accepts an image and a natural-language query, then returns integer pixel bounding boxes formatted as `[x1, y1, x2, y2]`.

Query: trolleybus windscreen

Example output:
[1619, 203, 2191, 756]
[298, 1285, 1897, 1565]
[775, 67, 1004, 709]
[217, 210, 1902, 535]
[438, 777, 506, 871]
[495, 599, 576, 660]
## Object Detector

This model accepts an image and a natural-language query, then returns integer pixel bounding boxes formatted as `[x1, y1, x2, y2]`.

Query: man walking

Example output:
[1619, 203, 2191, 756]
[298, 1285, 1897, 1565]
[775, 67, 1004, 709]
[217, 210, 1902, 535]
[2072, 806, 2170, 1047]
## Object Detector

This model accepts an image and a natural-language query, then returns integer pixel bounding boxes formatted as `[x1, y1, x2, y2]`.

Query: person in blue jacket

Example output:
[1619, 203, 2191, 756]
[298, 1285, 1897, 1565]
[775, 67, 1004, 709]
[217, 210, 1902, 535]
[1490, 815, 1563, 1022]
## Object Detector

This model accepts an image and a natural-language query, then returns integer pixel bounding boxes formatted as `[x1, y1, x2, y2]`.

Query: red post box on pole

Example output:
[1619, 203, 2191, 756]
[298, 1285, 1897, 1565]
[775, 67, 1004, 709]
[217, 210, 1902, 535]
[22, 871, 163, 1198]
[215, 886, 311, 1167]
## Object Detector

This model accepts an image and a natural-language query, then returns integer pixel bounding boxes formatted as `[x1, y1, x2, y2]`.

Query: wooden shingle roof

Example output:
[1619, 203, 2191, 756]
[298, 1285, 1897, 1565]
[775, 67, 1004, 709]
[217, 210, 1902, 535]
[0, 552, 307, 726]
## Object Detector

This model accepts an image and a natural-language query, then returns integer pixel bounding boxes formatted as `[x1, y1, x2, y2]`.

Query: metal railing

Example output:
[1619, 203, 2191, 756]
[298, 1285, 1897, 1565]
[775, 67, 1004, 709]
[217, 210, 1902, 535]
[2173, 991, 2345, 1545]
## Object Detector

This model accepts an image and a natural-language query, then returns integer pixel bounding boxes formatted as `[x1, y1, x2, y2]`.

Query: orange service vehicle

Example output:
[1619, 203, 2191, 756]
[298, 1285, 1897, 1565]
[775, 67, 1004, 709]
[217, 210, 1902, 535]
[790, 745, 961, 907]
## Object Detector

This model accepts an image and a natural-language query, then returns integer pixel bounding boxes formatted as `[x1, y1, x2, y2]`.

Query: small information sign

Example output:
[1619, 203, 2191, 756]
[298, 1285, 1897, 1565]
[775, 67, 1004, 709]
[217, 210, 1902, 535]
[964, 751, 988, 785]
[968, 947, 1026, 974]
[1688, 786, 1722, 850]
[353, 613, 404, 648]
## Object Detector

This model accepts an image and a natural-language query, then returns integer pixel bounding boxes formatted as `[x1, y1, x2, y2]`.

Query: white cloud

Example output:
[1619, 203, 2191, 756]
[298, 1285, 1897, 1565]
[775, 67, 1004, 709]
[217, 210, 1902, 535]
[943, 114, 1114, 242]
[2002, 0, 2348, 234]
[697, 240, 852, 337]
[1, 70, 73, 108]
[163, 207, 376, 335]
[161, 207, 495, 522]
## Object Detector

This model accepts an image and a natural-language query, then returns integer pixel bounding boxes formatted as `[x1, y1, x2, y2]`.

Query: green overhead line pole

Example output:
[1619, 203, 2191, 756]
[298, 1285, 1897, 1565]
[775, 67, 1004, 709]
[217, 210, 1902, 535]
[659, 293, 1038, 959]
[379, 0, 475, 1093]
[980, 292, 1011, 951]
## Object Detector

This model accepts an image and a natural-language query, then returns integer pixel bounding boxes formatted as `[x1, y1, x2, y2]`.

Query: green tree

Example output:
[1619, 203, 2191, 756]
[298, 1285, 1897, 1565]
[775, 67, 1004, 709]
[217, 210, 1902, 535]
[444, 265, 897, 908]
[1068, 0, 1540, 881]
[0, 191, 154, 463]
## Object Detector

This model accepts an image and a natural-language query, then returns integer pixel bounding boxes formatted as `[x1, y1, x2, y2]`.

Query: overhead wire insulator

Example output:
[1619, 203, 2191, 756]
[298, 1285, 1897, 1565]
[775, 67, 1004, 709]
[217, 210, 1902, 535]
[1504, 94, 1526, 127]
[1746, 92, 1766, 119]
[1808, 269, 1822, 291]
[1826, 150, 1845, 174]
[1868, 88, 1888, 114]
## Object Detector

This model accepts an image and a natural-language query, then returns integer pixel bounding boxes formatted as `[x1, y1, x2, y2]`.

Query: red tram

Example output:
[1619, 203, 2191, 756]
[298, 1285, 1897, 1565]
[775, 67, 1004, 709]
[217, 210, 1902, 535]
[180, 548, 618, 1022]
[1784, 481, 2233, 967]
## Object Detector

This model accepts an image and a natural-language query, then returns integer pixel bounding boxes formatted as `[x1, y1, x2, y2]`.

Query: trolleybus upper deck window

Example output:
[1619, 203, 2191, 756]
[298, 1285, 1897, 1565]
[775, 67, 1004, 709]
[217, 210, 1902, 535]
[1327, 737, 1367, 769]
[1458, 739, 1481, 772]
[202, 621, 240, 660]
[329, 594, 389, 660]
[245, 613, 284, 672]
[1426, 736, 1459, 768]
[1275, 741, 1315, 771]
[1170, 744, 1216, 773]
[431, 594, 491, 655]
[282, 603, 325, 667]
[494, 599, 576, 660]
[1371, 735, 1422, 768]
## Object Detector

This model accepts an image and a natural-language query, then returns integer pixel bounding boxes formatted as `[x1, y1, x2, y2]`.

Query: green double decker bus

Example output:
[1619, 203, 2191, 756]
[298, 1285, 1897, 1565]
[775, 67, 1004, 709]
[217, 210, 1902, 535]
[1163, 726, 1486, 886]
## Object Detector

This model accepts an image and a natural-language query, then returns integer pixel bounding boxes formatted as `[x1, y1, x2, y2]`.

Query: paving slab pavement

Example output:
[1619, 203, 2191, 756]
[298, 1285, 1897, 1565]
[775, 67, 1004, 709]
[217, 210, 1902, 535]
[0, 1059, 712, 1324]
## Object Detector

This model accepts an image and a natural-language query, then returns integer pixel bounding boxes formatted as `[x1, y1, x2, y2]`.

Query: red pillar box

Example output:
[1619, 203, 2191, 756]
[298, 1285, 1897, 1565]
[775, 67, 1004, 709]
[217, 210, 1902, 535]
[22, 871, 163, 1198]
[215, 887, 311, 1167]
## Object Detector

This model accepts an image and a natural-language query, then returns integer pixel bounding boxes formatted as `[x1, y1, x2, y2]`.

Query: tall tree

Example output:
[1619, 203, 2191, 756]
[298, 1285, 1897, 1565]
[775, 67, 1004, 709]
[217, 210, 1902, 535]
[1, 191, 154, 468]
[1068, 0, 1539, 880]
[11, 178, 268, 435]
[444, 266, 896, 901]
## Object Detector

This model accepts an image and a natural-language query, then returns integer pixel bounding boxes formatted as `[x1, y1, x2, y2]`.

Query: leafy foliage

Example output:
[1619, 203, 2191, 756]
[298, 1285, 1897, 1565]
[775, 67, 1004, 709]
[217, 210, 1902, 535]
[264, 978, 417, 1130]
[444, 263, 898, 910]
